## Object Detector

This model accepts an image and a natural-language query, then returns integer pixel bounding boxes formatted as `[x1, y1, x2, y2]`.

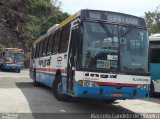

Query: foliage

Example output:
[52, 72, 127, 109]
[26, 0, 69, 40]
[28, 0, 55, 16]
[40, 12, 69, 35]
[145, 5, 160, 33]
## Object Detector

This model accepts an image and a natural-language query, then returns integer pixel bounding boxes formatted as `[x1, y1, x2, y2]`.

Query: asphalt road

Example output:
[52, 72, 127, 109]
[0, 70, 159, 119]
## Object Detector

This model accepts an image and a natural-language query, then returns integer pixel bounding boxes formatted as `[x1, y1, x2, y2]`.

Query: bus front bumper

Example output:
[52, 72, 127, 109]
[73, 82, 150, 100]
[1, 65, 24, 70]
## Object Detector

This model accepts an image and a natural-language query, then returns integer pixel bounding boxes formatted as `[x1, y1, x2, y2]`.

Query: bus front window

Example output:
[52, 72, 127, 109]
[5, 52, 24, 63]
[80, 22, 119, 71]
[78, 21, 148, 73]
[119, 26, 148, 72]
[13, 53, 24, 63]
[5, 52, 13, 62]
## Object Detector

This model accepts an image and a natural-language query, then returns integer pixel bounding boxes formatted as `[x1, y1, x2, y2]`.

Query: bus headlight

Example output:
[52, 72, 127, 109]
[78, 80, 99, 87]
[136, 84, 150, 90]
[78, 80, 83, 86]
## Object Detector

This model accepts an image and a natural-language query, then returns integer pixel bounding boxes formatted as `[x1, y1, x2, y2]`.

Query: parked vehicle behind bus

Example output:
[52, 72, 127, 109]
[149, 33, 160, 96]
[0, 48, 24, 73]
[30, 9, 150, 102]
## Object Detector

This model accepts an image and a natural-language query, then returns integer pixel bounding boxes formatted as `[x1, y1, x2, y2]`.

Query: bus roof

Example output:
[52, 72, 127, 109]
[149, 33, 160, 41]
[1, 48, 23, 50]
[0, 48, 24, 53]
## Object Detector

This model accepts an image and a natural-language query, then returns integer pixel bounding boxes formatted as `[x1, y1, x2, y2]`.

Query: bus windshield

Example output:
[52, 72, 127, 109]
[5, 51, 24, 63]
[79, 21, 148, 73]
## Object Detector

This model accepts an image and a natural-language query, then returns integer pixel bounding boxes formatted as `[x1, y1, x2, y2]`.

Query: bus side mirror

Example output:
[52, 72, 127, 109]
[77, 20, 82, 26]
[148, 30, 151, 36]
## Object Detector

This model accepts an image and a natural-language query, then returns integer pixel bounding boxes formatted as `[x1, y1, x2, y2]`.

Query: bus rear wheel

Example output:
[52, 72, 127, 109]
[52, 75, 70, 101]
[15, 69, 20, 73]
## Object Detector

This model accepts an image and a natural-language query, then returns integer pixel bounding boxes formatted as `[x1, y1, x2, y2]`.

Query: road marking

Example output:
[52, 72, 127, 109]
[59, 110, 66, 112]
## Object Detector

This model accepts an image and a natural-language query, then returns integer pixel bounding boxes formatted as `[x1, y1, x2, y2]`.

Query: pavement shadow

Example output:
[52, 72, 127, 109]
[0, 69, 18, 73]
[16, 82, 142, 119]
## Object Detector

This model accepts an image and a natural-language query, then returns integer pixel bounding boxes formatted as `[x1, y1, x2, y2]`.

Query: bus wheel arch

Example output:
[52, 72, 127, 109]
[33, 69, 40, 87]
[52, 69, 70, 101]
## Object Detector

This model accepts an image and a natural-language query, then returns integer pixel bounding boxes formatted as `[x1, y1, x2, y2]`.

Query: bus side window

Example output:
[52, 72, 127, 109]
[151, 49, 160, 63]
[43, 37, 49, 57]
[59, 25, 71, 53]
[35, 43, 40, 58]
[31, 47, 34, 59]
[32, 45, 36, 59]
[47, 34, 54, 55]
[39, 41, 44, 57]
[53, 31, 61, 54]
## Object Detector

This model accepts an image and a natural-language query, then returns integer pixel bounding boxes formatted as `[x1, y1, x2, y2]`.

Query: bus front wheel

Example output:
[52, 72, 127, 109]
[52, 75, 70, 101]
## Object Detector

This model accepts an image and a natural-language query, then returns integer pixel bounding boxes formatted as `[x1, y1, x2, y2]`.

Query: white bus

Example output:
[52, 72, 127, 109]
[30, 9, 150, 102]
[149, 33, 160, 96]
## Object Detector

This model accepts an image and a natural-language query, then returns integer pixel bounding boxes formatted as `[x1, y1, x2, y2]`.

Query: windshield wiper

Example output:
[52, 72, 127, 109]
[98, 21, 113, 37]
[121, 25, 134, 38]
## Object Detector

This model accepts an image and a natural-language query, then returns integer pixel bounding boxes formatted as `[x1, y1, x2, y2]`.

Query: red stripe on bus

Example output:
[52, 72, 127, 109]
[6, 62, 22, 64]
[36, 68, 65, 74]
[97, 82, 138, 87]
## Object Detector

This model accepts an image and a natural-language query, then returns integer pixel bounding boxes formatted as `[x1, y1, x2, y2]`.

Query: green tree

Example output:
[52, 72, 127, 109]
[145, 5, 160, 33]
[39, 12, 69, 35]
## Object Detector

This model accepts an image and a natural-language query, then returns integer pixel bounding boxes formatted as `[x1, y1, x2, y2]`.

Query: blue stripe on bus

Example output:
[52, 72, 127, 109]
[1, 65, 24, 70]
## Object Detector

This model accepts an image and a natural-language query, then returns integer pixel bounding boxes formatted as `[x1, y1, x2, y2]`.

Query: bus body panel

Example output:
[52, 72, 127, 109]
[150, 63, 160, 81]
[30, 9, 150, 100]
[33, 53, 67, 87]
[149, 34, 160, 93]
[71, 71, 150, 99]
[150, 63, 160, 93]
[152, 80, 160, 93]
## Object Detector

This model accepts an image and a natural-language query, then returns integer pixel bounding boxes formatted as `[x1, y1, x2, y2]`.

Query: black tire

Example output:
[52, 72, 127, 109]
[17, 70, 20, 73]
[33, 70, 40, 87]
[15, 69, 20, 73]
[103, 99, 116, 104]
[52, 75, 70, 101]
[150, 81, 155, 97]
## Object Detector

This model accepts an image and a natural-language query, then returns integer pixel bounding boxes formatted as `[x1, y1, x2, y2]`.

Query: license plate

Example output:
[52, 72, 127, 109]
[111, 92, 123, 97]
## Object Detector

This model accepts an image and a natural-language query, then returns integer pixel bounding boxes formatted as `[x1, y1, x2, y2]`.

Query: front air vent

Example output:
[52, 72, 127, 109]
[100, 75, 108, 78]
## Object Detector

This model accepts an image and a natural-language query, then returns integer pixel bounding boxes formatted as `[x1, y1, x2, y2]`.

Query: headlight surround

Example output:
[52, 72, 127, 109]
[78, 80, 99, 87]
[5, 63, 9, 66]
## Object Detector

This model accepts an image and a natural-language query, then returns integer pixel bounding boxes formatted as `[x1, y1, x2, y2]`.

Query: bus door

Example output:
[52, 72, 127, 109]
[150, 47, 160, 92]
[67, 26, 80, 94]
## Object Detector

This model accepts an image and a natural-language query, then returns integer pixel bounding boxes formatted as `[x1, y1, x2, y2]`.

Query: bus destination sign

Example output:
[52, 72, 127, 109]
[107, 13, 139, 25]
[7, 49, 23, 53]
[85, 10, 144, 26]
